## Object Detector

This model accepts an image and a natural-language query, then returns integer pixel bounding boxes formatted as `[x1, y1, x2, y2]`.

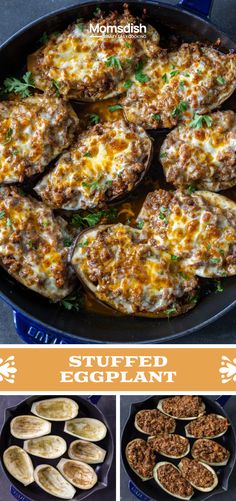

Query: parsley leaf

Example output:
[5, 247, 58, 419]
[84, 152, 92, 158]
[106, 56, 122, 69]
[6, 218, 12, 228]
[165, 307, 177, 316]
[179, 81, 185, 91]
[0, 211, 5, 219]
[124, 79, 133, 89]
[162, 73, 168, 84]
[216, 76, 225, 85]
[125, 41, 132, 48]
[3, 72, 35, 98]
[215, 280, 223, 293]
[170, 70, 180, 78]
[108, 104, 123, 112]
[210, 257, 221, 264]
[39, 31, 49, 45]
[136, 220, 144, 229]
[76, 18, 84, 31]
[93, 6, 101, 15]
[135, 61, 150, 83]
[60, 289, 83, 312]
[160, 152, 167, 159]
[82, 173, 103, 190]
[51, 79, 61, 97]
[63, 238, 73, 247]
[3, 128, 13, 145]
[187, 185, 196, 194]
[89, 113, 100, 125]
[171, 254, 180, 261]
[172, 101, 188, 117]
[152, 113, 160, 121]
[190, 114, 213, 128]
[179, 271, 189, 280]
[71, 208, 118, 228]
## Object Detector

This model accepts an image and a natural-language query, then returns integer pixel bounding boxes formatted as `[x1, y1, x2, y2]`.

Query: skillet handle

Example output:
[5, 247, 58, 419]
[87, 395, 102, 405]
[10, 485, 32, 501]
[128, 481, 150, 500]
[216, 395, 231, 406]
[178, 0, 213, 17]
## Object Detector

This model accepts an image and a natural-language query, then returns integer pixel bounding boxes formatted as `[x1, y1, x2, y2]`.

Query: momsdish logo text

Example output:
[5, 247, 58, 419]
[89, 22, 147, 38]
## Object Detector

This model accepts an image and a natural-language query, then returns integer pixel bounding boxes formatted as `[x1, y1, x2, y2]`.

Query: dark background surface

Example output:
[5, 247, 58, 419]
[120, 395, 236, 501]
[0, 0, 236, 344]
[0, 395, 116, 501]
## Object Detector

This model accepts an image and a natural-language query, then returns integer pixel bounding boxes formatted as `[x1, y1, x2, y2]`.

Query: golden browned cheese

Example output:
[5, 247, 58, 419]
[0, 95, 78, 183]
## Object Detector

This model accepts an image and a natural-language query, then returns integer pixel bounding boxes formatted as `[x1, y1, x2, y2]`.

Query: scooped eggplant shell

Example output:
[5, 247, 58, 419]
[157, 396, 206, 420]
[24, 435, 67, 459]
[71, 223, 199, 318]
[57, 458, 98, 490]
[10, 415, 51, 440]
[178, 458, 218, 492]
[153, 462, 194, 500]
[31, 398, 79, 421]
[64, 417, 107, 442]
[34, 120, 153, 210]
[3, 446, 34, 486]
[34, 464, 76, 499]
[68, 440, 106, 464]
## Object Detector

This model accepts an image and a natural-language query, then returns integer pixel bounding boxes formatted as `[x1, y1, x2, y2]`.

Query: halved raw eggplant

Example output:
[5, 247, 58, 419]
[10, 415, 51, 440]
[64, 418, 107, 442]
[35, 120, 152, 210]
[57, 459, 98, 490]
[34, 464, 76, 499]
[31, 398, 79, 421]
[153, 462, 194, 500]
[185, 414, 229, 439]
[125, 439, 156, 481]
[191, 439, 230, 466]
[68, 440, 106, 464]
[3, 446, 34, 486]
[148, 434, 190, 459]
[71, 223, 199, 318]
[157, 396, 206, 420]
[178, 458, 218, 492]
[135, 409, 176, 435]
[24, 435, 67, 459]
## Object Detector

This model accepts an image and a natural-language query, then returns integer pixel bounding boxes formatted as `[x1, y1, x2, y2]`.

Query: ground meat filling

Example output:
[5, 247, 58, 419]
[186, 414, 229, 438]
[136, 409, 176, 435]
[192, 439, 230, 464]
[148, 434, 189, 457]
[126, 439, 156, 478]
[157, 464, 194, 498]
[180, 458, 214, 488]
[162, 396, 205, 418]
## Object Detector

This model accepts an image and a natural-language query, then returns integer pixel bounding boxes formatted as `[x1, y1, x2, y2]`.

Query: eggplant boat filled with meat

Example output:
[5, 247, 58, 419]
[34, 464, 76, 499]
[71, 223, 199, 317]
[157, 396, 206, 420]
[10, 415, 51, 440]
[160, 110, 236, 192]
[185, 414, 229, 439]
[23, 435, 67, 459]
[57, 459, 98, 490]
[122, 43, 236, 129]
[135, 409, 176, 435]
[191, 438, 230, 466]
[31, 398, 79, 421]
[0, 188, 76, 301]
[3, 446, 34, 486]
[148, 434, 190, 459]
[64, 417, 107, 441]
[125, 438, 156, 481]
[0, 95, 78, 184]
[28, 6, 160, 101]
[68, 440, 106, 464]
[137, 189, 236, 278]
[178, 458, 218, 492]
[153, 462, 194, 500]
[34, 120, 152, 210]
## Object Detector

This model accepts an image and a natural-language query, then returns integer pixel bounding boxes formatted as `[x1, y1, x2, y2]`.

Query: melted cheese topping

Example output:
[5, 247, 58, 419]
[0, 188, 75, 300]
[122, 43, 236, 128]
[35, 120, 152, 210]
[72, 224, 198, 316]
[138, 189, 236, 278]
[29, 9, 160, 101]
[161, 110, 236, 191]
[0, 96, 78, 183]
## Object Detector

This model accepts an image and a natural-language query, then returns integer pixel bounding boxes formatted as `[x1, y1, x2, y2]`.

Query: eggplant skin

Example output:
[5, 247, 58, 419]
[31, 398, 79, 421]
[28, 6, 160, 101]
[71, 223, 199, 318]
[34, 465, 76, 499]
[57, 459, 98, 490]
[122, 43, 236, 129]
[3, 446, 34, 486]
[0, 187, 76, 301]
[34, 120, 153, 211]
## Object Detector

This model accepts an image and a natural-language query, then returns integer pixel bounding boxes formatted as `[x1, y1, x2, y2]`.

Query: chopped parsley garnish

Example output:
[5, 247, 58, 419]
[136, 220, 144, 229]
[197, 69, 203, 75]
[184, 72, 190, 77]
[215, 280, 223, 293]
[125, 41, 132, 48]
[51, 79, 61, 97]
[160, 152, 167, 159]
[63, 238, 73, 247]
[190, 114, 213, 128]
[84, 152, 92, 158]
[39, 31, 49, 44]
[60, 289, 83, 312]
[172, 101, 188, 117]
[3, 128, 13, 145]
[6, 218, 12, 228]
[89, 113, 100, 125]
[171, 254, 180, 261]
[159, 206, 167, 220]
[3, 72, 35, 98]
[152, 113, 160, 121]
[93, 6, 101, 15]
[71, 208, 118, 228]
[106, 56, 122, 69]
[170, 70, 179, 78]
[28, 240, 34, 249]
[179, 271, 189, 280]
[135, 61, 150, 83]
[187, 185, 196, 194]
[124, 79, 133, 89]
[216, 76, 225, 85]
[179, 81, 185, 91]
[210, 257, 221, 264]
[0, 211, 5, 219]
[165, 307, 177, 316]
[82, 173, 103, 190]
[162, 73, 168, 83]
[78, 239, 89, 248]
[76, 18, 84, 31]
[108, 104, 123, 112]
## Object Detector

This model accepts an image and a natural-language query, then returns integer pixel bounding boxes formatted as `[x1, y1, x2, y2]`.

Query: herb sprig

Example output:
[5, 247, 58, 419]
[3, 72, 35, 98]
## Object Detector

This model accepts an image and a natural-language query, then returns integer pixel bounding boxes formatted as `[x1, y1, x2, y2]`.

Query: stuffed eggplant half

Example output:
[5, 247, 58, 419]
[191, 439, 230, 466]
[157, 396, 206, 420]
[185, 414, 229, 439]
[153, 462, 194, 500]
[147, 434, 190, 459]
[178, 458, 218, 493]
[125, 438, 156, 481]
[134, 409, 176, 435]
